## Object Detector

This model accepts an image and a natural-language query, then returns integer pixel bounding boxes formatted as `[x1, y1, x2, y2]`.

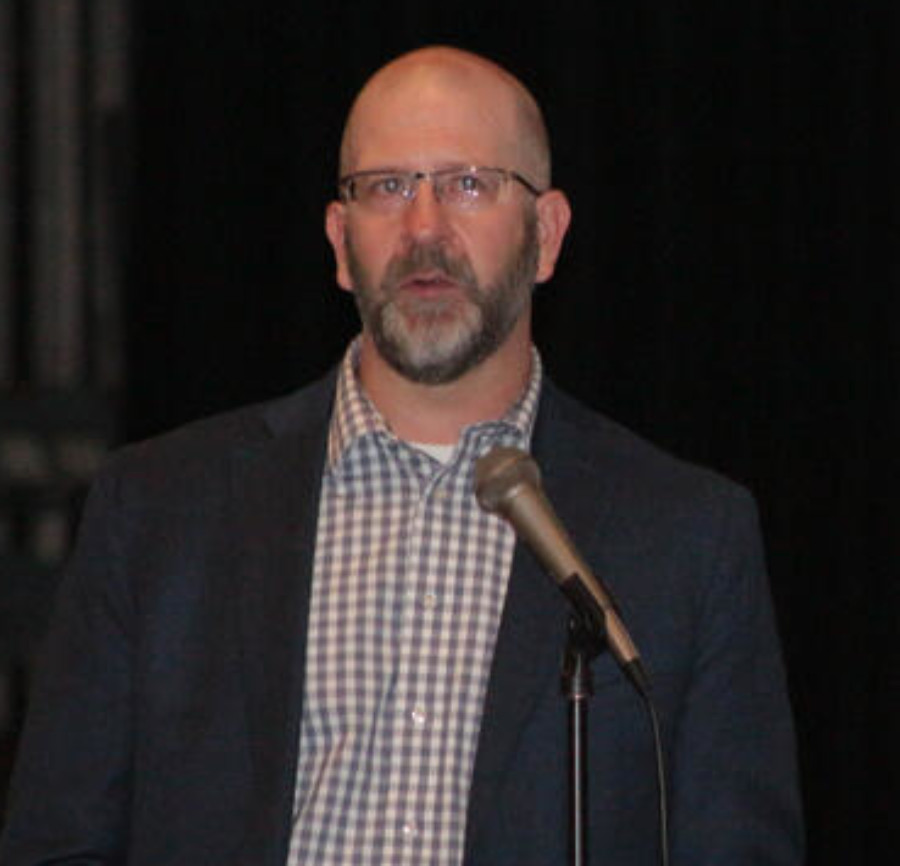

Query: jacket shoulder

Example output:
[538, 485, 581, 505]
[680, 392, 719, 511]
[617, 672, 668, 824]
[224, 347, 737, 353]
[539, 379, 754, 510]
[97, 369, 336, 494]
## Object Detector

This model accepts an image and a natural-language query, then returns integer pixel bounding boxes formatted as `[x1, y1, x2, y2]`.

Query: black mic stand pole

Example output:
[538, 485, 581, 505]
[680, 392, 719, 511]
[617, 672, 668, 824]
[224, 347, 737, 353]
[560, 608, 606, 866]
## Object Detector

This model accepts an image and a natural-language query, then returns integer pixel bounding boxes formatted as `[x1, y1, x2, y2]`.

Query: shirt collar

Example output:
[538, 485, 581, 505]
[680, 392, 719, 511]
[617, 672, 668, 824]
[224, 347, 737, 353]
[327, 337, 543, 473]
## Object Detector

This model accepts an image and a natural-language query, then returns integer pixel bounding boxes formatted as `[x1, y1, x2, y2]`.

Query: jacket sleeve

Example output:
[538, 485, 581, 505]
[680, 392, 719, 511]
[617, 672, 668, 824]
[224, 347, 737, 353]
[669, 489, 805, 864]
[0, 470, 134, 864]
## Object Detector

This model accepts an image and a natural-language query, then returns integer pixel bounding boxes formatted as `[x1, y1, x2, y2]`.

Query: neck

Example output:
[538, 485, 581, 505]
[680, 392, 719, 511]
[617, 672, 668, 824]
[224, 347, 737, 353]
[357, 321, 533, 445]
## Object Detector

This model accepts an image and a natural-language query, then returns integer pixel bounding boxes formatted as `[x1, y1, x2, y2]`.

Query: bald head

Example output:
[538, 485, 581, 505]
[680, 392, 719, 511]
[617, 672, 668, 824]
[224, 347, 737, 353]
[339, 46, 551, 189]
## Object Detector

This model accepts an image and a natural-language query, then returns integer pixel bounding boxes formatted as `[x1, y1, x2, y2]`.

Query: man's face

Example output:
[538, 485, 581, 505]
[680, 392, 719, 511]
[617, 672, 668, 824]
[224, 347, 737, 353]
[343, 204, 539, 384]
[326, 67, 563, 385]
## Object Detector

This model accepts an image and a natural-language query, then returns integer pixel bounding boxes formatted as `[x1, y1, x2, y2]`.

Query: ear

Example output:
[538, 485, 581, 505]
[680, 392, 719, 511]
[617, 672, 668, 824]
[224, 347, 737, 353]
[533, 189, 572, 284]
[325, 200, 353, 291]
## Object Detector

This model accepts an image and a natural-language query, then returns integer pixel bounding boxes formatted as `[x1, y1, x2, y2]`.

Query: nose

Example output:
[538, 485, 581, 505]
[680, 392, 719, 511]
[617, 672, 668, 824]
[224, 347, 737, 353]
[401, 177, 449, 241]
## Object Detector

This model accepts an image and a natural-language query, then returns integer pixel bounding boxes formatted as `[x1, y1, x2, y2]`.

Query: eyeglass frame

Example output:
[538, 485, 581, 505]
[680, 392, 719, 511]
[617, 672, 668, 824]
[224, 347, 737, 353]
[337, 165, 545, 209]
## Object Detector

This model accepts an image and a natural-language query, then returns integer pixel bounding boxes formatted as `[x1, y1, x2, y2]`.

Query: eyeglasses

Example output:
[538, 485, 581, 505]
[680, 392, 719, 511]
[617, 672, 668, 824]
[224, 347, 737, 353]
[338, 166, 544, 213]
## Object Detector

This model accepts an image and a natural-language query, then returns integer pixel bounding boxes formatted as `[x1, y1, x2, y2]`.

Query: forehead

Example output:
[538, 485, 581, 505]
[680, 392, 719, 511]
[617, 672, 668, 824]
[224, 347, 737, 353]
[344, 63, 525, 172]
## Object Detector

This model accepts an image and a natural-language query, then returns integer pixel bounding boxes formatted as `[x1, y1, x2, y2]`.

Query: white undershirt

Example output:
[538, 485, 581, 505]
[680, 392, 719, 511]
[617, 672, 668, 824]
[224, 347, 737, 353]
[410, 441, 455, 464]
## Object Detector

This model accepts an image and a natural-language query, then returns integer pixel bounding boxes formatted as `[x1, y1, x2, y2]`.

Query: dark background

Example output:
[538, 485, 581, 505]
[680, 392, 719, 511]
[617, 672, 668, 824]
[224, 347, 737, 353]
[30, 1, 900, 863]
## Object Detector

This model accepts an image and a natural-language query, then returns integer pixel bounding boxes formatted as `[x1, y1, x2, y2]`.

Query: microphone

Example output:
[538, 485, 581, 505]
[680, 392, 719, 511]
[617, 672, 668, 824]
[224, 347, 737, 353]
[474, 446, 649, 693]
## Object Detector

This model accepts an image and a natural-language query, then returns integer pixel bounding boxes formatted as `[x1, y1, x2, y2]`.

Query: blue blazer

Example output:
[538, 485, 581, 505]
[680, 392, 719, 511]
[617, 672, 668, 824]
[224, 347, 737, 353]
[0, 371, 804, 864]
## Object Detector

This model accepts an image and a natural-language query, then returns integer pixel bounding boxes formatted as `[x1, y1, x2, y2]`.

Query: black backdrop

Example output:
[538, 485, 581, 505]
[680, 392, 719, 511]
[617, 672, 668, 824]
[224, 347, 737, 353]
[127, 2, 897, 864]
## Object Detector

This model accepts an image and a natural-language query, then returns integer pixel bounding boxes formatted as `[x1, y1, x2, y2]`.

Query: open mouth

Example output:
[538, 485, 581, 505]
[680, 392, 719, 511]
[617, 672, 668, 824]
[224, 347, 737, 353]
[400, 271, 460, 292]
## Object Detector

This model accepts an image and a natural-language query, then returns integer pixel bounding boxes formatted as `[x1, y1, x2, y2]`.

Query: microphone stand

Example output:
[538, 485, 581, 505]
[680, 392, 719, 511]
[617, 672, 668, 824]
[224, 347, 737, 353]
[557, 575, 669, 866]
[560, 609, 606, 866]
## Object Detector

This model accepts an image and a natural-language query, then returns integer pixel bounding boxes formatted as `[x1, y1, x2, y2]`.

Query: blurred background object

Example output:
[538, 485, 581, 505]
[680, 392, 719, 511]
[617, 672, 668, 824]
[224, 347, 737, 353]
[0, 0, 129, 814]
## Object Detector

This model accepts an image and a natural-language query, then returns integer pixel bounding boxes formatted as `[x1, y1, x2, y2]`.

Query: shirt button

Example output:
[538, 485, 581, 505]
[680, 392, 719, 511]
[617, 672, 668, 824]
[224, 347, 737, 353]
[422, 592, 438, 610]
[410, 705, 427, 727]
[401, 820, 418, 840]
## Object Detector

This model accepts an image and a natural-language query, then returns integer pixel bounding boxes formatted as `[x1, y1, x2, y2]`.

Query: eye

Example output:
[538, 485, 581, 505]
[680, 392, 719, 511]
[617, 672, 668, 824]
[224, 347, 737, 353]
[367, 174, 406, 198]
[450, 171, 486, 196]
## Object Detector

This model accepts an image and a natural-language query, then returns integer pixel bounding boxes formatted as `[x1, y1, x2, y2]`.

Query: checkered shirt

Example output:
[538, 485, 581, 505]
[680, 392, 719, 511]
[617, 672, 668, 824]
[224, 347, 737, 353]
[286, 341, 542, 866]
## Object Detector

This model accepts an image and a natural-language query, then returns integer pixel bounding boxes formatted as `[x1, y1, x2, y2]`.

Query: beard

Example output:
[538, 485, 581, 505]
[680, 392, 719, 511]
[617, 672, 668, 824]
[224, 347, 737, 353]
[346, 210, 540, 385]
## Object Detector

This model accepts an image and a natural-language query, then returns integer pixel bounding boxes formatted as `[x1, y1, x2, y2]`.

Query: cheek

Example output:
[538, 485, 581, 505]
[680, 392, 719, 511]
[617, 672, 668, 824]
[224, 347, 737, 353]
[458, 216, 526, 277]
[345, 222, 396, 282]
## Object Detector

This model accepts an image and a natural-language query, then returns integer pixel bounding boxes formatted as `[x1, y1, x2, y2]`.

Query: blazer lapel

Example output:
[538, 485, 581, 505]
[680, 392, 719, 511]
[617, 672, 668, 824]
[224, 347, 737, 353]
[232, 380, 333, 864]
[464, 380, 622, 858]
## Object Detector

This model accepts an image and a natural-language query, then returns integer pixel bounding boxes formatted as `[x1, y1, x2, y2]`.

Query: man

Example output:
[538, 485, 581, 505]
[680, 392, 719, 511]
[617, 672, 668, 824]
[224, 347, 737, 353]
[0, 47, 803, 865]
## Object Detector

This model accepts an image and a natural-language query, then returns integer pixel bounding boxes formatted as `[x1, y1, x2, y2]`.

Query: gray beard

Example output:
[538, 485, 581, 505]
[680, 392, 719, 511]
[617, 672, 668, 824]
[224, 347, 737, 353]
[346, 212, 539, 385]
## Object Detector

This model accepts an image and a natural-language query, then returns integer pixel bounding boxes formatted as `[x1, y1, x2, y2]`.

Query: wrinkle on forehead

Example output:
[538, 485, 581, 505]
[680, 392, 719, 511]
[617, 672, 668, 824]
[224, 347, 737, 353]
[340, 47, 551, 188]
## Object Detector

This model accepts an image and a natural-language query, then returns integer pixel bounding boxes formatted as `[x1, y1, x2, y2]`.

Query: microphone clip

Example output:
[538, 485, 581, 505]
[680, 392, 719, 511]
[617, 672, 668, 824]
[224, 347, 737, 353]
[559, 571, 609, 650]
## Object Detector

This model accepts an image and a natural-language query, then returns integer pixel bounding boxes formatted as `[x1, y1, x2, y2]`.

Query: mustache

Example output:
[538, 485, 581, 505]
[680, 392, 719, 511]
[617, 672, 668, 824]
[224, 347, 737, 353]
[383, 243, 477, 287]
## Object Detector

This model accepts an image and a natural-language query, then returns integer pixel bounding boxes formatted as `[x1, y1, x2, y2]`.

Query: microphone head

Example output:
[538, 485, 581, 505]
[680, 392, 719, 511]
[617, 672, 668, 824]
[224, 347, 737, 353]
[474, 446, 541, 514]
